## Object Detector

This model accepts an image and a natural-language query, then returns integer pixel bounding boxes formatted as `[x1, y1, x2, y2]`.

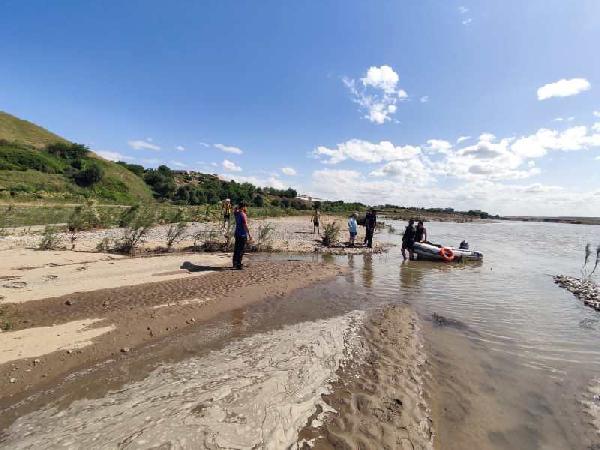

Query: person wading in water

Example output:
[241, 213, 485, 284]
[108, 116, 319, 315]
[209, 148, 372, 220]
[364, 208, 377, 248]
[402, 219, 416, 260]
[233, 202, 251, 270]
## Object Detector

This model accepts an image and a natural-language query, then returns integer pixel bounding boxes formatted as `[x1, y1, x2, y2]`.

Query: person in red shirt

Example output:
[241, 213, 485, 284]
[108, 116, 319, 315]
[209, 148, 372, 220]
[233, 202, 252, 270]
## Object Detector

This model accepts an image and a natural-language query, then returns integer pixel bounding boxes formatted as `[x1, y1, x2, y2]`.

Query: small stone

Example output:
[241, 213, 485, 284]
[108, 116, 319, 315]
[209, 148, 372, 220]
[33, 359, 41, 365]
[120, 347, 130, 353]
[66, 350, 73, 354]
[9, 377, 16, 383]
[65, 300, 73, 306]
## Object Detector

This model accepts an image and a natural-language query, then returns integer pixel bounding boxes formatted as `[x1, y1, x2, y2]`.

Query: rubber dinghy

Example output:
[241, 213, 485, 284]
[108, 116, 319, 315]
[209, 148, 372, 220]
[413, 242, 483, 262]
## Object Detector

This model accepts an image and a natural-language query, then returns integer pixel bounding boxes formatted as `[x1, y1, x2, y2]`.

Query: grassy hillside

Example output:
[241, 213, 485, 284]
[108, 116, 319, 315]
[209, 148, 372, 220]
[0, 111, 68, 148]
[0, 112, 153, 204]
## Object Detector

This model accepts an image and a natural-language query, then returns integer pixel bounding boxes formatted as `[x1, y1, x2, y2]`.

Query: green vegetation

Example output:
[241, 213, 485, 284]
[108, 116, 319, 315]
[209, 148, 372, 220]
[322, 222, 340, 247]
[0, 111, 67, 148]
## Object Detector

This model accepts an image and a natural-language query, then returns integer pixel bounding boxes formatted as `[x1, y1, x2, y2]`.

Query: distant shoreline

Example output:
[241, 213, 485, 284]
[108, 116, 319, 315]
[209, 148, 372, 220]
[501, 216, 600, 226]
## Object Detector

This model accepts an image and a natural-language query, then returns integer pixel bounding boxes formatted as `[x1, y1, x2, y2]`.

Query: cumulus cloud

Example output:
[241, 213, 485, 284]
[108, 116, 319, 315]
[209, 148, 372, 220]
[281, 167, 297, 176]
[537, 78, 591, 100]
[175, 145, 185, 152]
[128, 139, 160, 151]
[456, 136, 471, 144]
[594, 111, 600, 118]
[369, 158, 434, 186]
[343, 65, 408, 124]
[215, 144, 243, 155]
[222, 159, 242, 172]
[313, 139, 421, 165]
[425, 139, 452, 154]
[221, 174, 286, 190]
[97, 151, 134, 162]
[511, 126, 600, 158]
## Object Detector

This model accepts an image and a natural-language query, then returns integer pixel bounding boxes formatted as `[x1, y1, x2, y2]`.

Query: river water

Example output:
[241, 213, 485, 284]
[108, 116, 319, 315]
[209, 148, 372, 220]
[2, 220, 600, 449]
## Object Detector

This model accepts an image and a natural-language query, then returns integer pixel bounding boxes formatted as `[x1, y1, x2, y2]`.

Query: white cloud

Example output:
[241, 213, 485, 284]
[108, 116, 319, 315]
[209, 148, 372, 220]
[97, 151, 134, 162]
[537, 78, 591, 100]
[281, 167, 297, 176]
[462, 18, 472, 25]
[214, 143, 243, 155]
[369, 158, 434, 186]
[361, 65, 400, 94]
[198, 142, 211, 147]
[425, 139, 452, 154]
[456, 136, 471, 144]
[511, 126, 600, 158]
[170, 160, 186, 168]
[458, 6, 469, 14]
[343, 65, 408, 124]
[175, 145, 185, 152]
[220, 174, 286, 190]
[141, 158, 160, 166]
[313, 139, 421, 165]
[420, 96, 429, 103]
[594, 111, 600, 118]
[222, 159, 242, 172]
[554, 117, 575, 122]
[128, 139, 160, 151]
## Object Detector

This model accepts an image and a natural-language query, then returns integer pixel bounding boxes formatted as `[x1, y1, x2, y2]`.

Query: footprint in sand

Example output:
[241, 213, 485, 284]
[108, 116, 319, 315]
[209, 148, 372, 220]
[2, 281, 27, 289]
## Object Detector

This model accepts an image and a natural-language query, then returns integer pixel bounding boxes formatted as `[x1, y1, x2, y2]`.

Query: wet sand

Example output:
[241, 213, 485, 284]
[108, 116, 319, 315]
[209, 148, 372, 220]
[0, 256, 343, 409]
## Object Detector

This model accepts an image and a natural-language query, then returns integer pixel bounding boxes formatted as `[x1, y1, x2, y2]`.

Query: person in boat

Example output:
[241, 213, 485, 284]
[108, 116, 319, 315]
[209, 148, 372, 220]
[402, 219, 416, 260]
[364, 208, 377, 248]
[348, 212, 358, 247]
[415, 220, 427, 243]
[232, 202, 252, 270]
[311, 207, 321, 235]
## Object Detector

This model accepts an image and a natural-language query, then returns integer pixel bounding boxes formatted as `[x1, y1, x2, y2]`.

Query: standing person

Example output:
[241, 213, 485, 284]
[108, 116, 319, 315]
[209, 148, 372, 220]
[222, 198, 233, 230]
[415, 220, 427, 243]
[312, 208, 321, 235]
[233, 202, 251, 270]
[402, 219, 416, 260]
[364, 208, 377, 248]
[348, 212, 358, 247]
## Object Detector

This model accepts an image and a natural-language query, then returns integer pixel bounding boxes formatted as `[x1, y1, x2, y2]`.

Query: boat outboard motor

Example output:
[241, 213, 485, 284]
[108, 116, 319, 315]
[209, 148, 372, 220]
[459, 240, 469, 250]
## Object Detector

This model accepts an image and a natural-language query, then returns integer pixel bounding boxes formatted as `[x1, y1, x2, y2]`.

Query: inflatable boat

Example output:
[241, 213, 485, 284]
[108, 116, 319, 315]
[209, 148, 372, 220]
[412, 242, 483, 262]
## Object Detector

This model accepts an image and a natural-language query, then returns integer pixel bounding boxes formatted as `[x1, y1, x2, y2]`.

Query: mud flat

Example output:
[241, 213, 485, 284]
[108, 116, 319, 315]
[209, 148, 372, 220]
[298, 305, 433, 450]
[0, 251, 343, 408]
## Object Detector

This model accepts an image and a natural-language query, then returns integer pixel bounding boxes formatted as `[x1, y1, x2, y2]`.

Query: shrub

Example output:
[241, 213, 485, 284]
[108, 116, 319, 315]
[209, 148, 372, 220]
[166, 221, 188, 250]
[73, 162, 104, 186]
[322, 222, 340, 247]
[38, 225, 64, 250]
[115, 205, 156, 255]
[255, 222, 275, 250]
[67, 201, 102, 249]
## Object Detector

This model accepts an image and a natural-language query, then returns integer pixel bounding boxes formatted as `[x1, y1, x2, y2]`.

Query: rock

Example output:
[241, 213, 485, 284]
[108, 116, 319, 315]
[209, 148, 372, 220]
[120, 347, 130, 353]
[9, 377, 16, 383]
[65, 299, 74, 306]
[33, 358, 41, 365]
[66, 349, 73, 354]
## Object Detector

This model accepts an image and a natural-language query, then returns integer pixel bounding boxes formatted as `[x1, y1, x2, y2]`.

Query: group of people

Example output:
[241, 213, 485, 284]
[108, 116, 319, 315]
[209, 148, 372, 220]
[346, 209, 377, 248]
[401, 219, 427, 260]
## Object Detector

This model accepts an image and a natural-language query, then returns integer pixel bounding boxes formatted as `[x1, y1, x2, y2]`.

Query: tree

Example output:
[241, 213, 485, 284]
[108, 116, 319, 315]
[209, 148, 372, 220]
[73, 162, 104, 186]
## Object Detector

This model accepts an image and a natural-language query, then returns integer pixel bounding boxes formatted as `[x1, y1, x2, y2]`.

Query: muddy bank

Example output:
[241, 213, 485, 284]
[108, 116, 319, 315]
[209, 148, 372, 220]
[298, 305, 433, 450]
[0, 259, 343, 407]
[0, 312, 365, 449]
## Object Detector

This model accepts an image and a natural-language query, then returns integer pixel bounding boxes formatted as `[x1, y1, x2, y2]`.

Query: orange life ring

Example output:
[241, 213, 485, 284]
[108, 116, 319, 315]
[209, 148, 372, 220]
[439, 247, 454, 262]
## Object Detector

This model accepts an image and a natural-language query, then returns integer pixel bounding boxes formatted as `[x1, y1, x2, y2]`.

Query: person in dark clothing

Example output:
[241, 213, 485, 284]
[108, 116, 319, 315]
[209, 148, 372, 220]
[402, 219, 416, 260]
[233, 202, 252, 270]
[364, 208, 377, 248]
[415, 220, 427, 243]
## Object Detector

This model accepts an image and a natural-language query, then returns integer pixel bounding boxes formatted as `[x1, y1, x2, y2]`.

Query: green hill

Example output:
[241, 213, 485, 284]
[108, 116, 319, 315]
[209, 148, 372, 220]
[0, 111, 68, 148]
[0, 111, 153, 204]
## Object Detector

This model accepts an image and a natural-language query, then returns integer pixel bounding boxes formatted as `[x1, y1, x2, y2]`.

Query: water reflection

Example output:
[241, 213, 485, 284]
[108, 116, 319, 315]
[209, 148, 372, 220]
[362, 254, 373, 289]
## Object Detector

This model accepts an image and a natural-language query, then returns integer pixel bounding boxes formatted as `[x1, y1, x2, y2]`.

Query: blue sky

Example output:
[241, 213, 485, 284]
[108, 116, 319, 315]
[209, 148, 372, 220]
[1, 0, 599, 215]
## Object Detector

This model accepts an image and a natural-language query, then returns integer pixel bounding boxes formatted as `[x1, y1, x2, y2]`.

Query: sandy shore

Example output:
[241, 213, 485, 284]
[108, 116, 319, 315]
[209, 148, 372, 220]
[0, 214, 389, 254]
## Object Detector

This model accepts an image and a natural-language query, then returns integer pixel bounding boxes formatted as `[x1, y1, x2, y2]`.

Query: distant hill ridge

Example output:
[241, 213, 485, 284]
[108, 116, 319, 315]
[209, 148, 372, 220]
[0, 111, 68, 148]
